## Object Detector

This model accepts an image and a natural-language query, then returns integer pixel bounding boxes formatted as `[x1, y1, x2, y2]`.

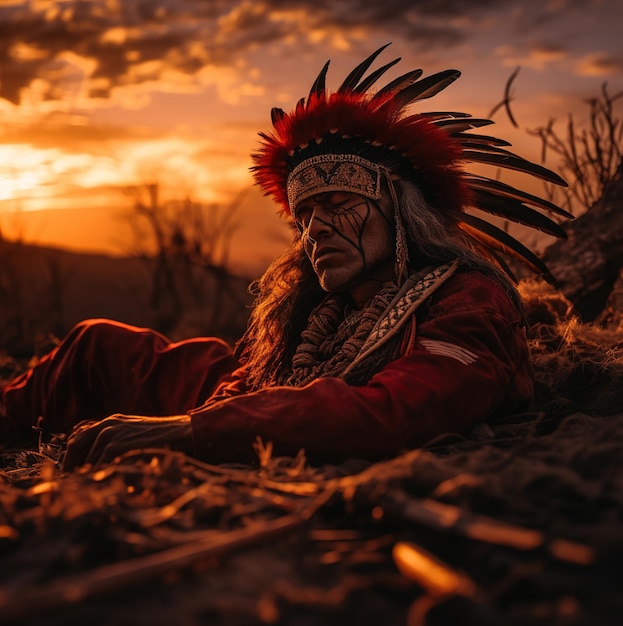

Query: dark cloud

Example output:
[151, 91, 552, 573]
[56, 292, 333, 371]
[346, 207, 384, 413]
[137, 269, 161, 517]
[0, 0, 597, 105]
[506, 0, 589, 33]
[0, 0, 230, 104]
[258, 0, 481, 49]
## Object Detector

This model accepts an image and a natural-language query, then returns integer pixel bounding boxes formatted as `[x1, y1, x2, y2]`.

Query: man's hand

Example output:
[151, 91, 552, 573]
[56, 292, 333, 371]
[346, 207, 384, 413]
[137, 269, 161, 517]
[62, 414, 194, 471]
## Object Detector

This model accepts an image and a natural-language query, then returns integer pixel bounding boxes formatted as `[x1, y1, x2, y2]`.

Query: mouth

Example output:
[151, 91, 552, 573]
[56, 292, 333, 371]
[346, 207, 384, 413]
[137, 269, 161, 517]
[313, 247, 341, 266]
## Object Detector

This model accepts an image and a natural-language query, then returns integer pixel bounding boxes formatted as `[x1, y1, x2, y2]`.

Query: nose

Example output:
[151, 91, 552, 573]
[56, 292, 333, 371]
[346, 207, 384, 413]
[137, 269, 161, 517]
[306, 206, 333, 242]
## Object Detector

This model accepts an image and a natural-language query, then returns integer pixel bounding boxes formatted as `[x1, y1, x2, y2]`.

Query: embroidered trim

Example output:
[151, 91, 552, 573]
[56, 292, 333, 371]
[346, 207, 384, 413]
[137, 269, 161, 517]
[420, 339, 478, 365]
[341, 260, 459, 377]
[287, 154, 382, 209]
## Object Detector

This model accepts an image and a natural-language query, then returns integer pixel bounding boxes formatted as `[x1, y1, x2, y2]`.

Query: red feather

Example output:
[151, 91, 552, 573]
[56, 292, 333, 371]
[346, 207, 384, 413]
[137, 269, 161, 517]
[251, 91, 470, 215]
[250, 45, 569, 283]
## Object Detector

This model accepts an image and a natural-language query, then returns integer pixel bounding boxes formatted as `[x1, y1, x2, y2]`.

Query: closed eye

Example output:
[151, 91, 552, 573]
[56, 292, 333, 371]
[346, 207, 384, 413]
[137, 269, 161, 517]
[292, 202, 312, 229]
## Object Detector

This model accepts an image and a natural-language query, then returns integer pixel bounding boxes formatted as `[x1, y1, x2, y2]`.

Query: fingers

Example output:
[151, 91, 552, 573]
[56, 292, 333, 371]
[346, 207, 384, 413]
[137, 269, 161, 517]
[62, 420, 101, 471]
[63, 416, 127, 470]
[83, 426, 120, 467]
[62, 416, 194, 472]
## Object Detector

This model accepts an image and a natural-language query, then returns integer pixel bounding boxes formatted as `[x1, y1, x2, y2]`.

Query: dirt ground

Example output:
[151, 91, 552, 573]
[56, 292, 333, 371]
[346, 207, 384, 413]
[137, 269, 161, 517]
[1, 279, 622, 626]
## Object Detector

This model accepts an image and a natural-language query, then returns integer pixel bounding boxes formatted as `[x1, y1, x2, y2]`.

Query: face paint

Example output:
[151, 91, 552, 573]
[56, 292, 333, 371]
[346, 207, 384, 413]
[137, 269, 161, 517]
[293, 190, 395, 306]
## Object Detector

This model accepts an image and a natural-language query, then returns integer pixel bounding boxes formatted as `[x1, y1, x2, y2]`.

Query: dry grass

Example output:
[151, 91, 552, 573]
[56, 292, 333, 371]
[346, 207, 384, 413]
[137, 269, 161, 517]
[521, 278, 623, 416]
[1, 284, 623, 625]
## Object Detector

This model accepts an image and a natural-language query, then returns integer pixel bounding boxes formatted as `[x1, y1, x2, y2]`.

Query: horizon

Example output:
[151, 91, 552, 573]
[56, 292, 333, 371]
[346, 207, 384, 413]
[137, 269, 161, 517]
[0, 0, 622, 272]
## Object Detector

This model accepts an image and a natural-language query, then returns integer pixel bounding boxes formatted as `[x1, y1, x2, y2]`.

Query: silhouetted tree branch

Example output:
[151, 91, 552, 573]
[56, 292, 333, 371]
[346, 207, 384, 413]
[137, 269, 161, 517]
[528, 83, 623, 215]
[122, 183, 246, 337]
[488, 66, 520, 128]
[489, 74, 623, 320]
[531, 84, 623, 320]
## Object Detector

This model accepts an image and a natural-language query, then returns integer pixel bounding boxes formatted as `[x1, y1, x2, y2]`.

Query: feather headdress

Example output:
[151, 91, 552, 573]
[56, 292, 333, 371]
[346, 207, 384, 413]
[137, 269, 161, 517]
[251, 44, 571, 282]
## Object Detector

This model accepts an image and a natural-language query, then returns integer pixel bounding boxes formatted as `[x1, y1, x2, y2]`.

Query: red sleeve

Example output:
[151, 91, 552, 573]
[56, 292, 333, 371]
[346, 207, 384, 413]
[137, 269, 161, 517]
[189, 272, 533, 464]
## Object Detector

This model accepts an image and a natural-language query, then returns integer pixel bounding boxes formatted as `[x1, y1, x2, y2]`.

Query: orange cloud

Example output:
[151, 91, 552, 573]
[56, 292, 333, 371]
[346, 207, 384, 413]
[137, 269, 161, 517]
[497, 44, 568, 71]
[576, 53, 623, 77]
[0, 0, 488, 108]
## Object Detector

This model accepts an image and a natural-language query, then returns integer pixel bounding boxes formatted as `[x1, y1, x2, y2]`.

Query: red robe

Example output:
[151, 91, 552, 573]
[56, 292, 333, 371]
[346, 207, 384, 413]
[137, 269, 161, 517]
[1, 270, 533, 463]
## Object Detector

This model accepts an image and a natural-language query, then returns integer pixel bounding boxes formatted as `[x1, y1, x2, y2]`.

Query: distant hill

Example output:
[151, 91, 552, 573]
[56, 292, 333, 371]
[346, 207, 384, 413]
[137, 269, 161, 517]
[0, 239, 255, 356]
[0, 189, 292, 277]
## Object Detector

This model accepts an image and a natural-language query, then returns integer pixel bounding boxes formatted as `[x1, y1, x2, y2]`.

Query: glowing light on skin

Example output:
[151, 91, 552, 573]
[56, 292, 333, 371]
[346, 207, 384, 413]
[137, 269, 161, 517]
[294, 191, 395, 306]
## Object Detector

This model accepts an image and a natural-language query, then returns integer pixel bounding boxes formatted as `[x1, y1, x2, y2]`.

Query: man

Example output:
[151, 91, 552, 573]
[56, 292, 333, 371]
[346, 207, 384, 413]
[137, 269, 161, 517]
[0, 45, 570, 470]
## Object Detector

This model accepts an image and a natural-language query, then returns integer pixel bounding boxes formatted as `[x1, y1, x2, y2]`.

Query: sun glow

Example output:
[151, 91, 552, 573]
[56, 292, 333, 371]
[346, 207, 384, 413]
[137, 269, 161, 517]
[0, 129, 253, 216]
[0, 144, 110, 208]
[0, 146, 56, 204]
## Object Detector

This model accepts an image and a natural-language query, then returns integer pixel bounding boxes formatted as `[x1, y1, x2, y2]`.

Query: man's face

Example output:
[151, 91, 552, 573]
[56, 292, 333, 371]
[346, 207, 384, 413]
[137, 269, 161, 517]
[293, 190, 396, 306]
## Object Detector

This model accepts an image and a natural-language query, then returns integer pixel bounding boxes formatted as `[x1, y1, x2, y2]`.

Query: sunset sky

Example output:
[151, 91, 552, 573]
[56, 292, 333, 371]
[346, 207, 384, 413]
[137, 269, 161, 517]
[0, 0, 621, 274]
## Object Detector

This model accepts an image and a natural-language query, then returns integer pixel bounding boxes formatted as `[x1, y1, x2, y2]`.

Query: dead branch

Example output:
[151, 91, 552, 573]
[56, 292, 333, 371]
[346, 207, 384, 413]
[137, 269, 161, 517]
[0, 504, 315, 622]
[488, 66, 521, 128]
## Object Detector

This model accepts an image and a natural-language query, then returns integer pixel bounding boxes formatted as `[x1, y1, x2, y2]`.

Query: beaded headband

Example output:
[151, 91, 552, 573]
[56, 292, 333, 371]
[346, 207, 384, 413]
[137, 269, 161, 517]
[286, 154, 383, 209]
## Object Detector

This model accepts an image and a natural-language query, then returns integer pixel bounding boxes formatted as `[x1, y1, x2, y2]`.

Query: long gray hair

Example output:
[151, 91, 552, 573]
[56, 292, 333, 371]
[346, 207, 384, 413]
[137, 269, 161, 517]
[235, 177, 523, 389]
[393, 177, 523, 307]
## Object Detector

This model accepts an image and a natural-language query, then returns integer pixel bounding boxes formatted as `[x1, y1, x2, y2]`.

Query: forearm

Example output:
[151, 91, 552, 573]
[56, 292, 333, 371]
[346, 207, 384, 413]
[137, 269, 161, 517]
[189, 286, 532, 464]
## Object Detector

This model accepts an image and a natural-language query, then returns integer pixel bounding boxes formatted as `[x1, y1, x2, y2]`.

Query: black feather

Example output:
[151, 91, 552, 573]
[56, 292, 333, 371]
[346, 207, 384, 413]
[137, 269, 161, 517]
[459, 213, 554, 281]
[471, 190, 567, 238]
[308, 60, 330, 102]
[461, 142, 528, 158]
[372, 69, 424, 101]
[452, 132, 511, 147]
[480, 247, 519, 283]
[465, 175, 573, 218]
[383, 69, 461, 110]
[419, 112, 472, 121]
[271, 107, 286, 127]
[463, 150, 568, 186]
[338, 43, 392, 92]
[354, 57, 401, 93]
[433, 118, 494, 132]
